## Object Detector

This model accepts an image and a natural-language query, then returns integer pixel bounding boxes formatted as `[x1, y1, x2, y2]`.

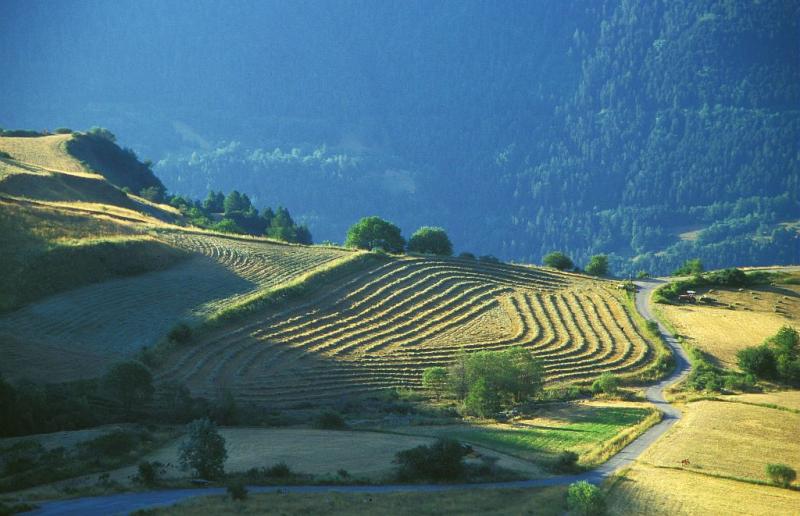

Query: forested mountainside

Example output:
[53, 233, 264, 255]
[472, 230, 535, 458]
[2, 0, 798, 274]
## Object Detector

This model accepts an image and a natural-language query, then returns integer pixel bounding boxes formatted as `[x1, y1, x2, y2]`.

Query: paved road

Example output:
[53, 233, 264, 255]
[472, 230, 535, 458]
[26, 280, 691, 515]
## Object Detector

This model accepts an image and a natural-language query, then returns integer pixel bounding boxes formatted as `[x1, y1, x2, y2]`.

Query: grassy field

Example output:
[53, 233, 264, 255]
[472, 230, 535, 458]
[160, 256, 660, 406]
[658, 278, 800, 368]
[607, 464, 800, 515]
[116, 428, 542, 482]
[719, 390, 800, 411]
[392, 402, 656, 466]
[0, 134, 88, 173]
[639, 398, 800, 482]
[605, 391, 800, 514]
[139, 485, 568, 516]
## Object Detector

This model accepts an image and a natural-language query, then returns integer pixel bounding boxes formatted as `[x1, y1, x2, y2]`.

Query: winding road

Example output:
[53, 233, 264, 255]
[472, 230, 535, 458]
[26, 280, 692, 515]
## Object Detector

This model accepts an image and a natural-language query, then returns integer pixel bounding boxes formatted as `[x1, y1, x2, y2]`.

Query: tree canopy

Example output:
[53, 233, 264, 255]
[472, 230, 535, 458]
[407, 226, 453, 256]
[543, 252, 574, 271]
[585, 254, 609, 276]
[344, 216, 405, 253]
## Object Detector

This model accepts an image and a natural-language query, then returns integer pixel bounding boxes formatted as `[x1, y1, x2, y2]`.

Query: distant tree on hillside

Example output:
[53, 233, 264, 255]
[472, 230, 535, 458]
[345, 216, 405, 253]
[102, 362, 154, 414]
[223, 190, 251, 214]
[203, 191, 225, 213]
[585, 254, 609, 276]
[407, 226, 453, 256]
[179, 418, 227, 479]
[543, 251, 574, 271]
[673, 258, 704, 276]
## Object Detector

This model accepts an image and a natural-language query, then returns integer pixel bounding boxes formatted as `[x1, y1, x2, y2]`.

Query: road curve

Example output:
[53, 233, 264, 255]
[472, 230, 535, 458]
[26, 280, 691, 516]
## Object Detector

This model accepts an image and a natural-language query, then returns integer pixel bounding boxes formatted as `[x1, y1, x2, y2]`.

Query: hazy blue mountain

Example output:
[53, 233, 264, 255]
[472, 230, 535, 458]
[2, 0, 797, 273]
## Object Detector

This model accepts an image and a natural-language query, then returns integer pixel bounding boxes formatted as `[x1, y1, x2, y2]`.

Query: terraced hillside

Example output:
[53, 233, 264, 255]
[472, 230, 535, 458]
[159, 257, 657, 406]
[0, 230, 353, 383]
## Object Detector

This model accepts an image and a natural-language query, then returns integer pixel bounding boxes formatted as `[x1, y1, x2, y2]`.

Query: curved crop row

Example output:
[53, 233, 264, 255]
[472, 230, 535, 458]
[161, 256, 656, 405]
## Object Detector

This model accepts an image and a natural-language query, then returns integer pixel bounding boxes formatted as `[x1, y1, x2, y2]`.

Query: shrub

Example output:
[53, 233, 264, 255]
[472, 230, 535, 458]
[395, 438, 468, 481]
[543, 251, 573, 271]
[179, 418, 227, 479]
[566, 480, 606, 515]
[168, 323, 193, 344]
[227, 480, 248, 501]
[135, 461, 163, 486]
[766, 463, 796, 487]
[102, 362, 154, 413]
[550, 451, 579, 473]
[0, 151, 11, 159]
[478, 255, 500, 263]
[407, 227, 453, 256]
[591, 373, 620, 395]
[736, 345, 777, 379]
[264, 462, 291, 478]
[54, 127, 73, 134]
[312, 411, 347, 430]
[458, 252, 476, 260]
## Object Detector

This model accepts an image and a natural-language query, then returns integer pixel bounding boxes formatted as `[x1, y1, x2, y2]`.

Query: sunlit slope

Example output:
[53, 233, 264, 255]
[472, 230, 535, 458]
[0, 134, 87, 173]
[0, 134, 178, 218]
[160, 257, 657, 406]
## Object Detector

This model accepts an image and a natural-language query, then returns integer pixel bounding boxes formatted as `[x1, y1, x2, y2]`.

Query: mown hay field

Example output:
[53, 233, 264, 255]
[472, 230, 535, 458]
[640, 398, 800, 482]
[0, 228, 353, 382]
[145, 485, 568, 516]
[0, 134, 88, 174]
[607, 464, 800, 516]
[658, 280, 800, 368]
[160, 257, 660, 406]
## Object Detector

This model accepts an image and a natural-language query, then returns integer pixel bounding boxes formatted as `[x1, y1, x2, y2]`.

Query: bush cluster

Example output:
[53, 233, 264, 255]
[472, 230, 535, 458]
[737, 326, 800, 386]
[423, 347, 544, 417]
[395, 438, 469, 481]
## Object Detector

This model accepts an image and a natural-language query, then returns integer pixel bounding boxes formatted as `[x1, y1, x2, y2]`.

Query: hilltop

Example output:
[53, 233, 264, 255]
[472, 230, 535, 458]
[0, 132, 664, 402]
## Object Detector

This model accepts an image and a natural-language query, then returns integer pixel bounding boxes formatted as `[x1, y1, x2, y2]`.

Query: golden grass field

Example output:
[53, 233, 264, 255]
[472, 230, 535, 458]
[606, 392, 800, 515]
[0, 134, 88, 174]
[144, 486, 568, 516]
[607, 464, 800, 516]
[720, 390, 800, 410]
[658, 280, 800, 368]
[158, 256, 660, 406]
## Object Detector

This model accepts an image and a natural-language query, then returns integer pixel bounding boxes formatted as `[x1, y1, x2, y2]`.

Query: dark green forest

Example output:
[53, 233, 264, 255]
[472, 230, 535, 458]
[3, 0, 798, 274]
